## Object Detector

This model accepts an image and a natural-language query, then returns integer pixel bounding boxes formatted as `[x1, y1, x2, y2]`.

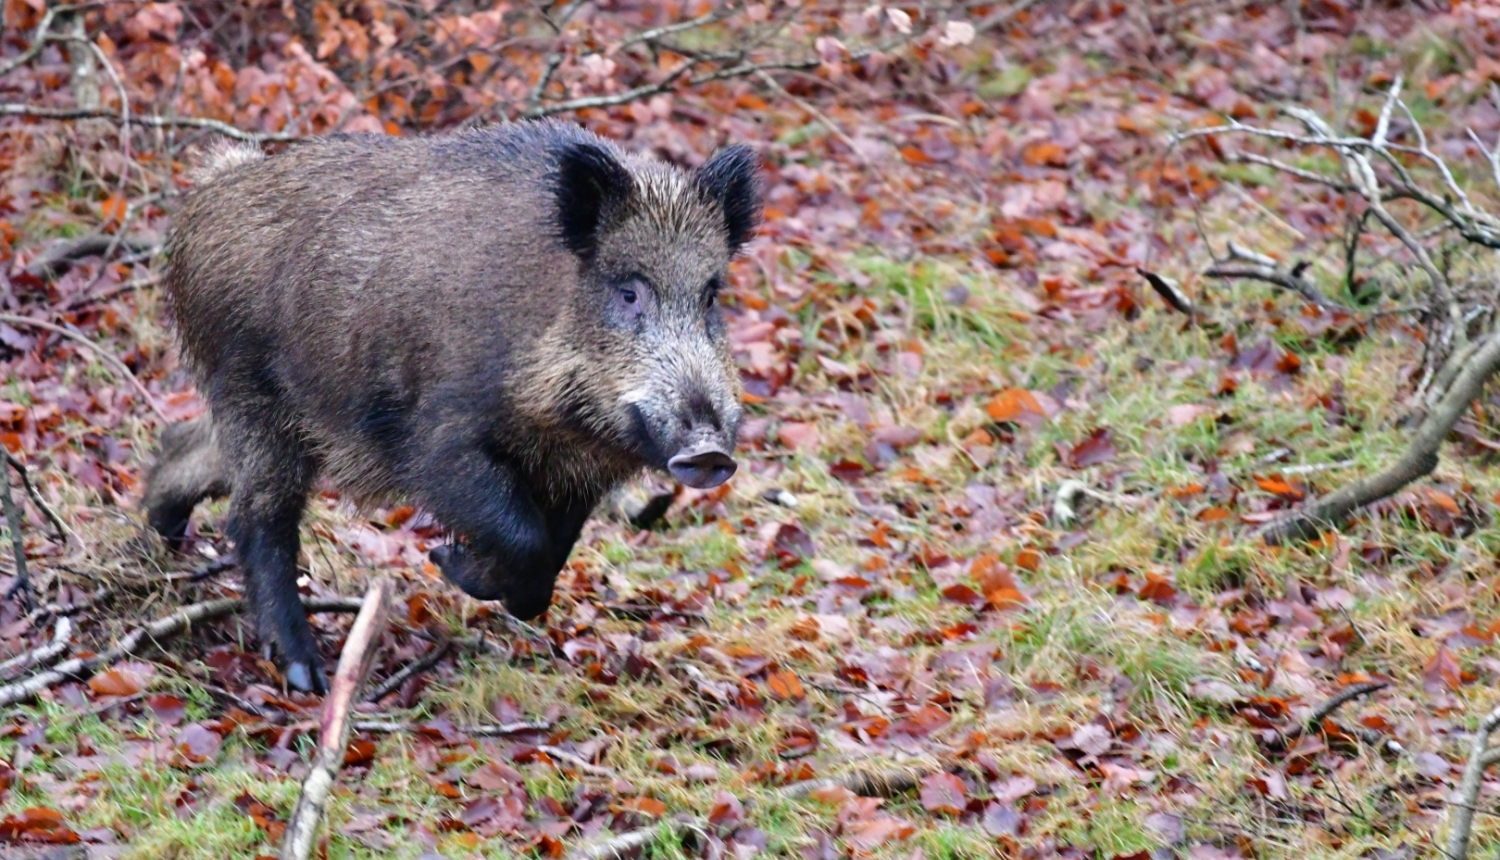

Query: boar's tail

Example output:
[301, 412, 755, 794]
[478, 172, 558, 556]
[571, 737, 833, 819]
[191, 138, 264, 186]
[142, 414, 231, 550]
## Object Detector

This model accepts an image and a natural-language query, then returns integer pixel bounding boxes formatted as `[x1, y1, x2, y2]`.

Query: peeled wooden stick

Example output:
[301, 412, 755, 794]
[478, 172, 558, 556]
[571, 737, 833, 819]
[281, 578, 393, 860]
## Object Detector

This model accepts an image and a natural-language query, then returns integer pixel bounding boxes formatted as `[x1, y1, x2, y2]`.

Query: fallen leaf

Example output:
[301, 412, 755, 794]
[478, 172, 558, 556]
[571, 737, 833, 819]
[918, 771, 966, 815]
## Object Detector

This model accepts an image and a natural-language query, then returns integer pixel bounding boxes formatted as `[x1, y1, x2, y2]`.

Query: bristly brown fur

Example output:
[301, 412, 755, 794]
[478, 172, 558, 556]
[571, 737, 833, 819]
[142, 120, 761, 691]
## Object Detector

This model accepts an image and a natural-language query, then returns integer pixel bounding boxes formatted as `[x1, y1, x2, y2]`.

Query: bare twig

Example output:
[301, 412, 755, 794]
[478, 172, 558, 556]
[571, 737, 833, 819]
[0, 314, 168, 421]
[0, 3, 107, 80]
[1445, 701, 1500, 860]
[1263, 332, 1500, 544]
[350, 718, 551, 736]
[536, 744, 617, 778]
[0, 452, 68, 547]
[21, 232, 154, 279]
[281, 578, 393, 860]
[1276, 680, 1388, 746]
[1203, 263, 1352, 313]
[0, 617, 71, 680]
[0, 104, 299, 143]
[362, 638, 450, 703]
[0, 593, 371, 707]
[978, 0, 1044, 31]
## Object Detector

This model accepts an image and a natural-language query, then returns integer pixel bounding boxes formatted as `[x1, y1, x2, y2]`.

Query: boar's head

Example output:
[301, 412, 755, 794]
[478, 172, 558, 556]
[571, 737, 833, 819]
[547, 141, 760, 490]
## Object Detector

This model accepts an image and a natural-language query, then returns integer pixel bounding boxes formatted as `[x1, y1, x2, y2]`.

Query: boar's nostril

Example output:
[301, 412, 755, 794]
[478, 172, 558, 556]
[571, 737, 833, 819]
[667, 447, 737, 489]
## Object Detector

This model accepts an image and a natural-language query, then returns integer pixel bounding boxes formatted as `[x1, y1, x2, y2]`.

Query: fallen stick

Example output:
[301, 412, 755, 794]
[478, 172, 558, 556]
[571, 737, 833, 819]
[1275, 681, 1388, 747]
[0, 456, 33, 608]
[363, 639, 450, 703]
[537, 744, 617, 778]
[350, 718, 551, 736]
[0, 597, 239, 708]
[2, 450, 71, 547]
[281, 578, 393, 860]
[0, 593, 374, 707]
[0, 617, 71, 680]
[1445, 701, 1500, 860]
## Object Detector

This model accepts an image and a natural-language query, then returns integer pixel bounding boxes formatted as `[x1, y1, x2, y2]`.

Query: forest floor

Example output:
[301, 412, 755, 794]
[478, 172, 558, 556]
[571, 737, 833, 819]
[3, 2, 1500, 858]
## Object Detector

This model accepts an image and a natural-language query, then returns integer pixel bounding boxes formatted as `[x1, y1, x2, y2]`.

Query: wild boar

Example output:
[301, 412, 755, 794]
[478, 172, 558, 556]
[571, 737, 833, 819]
[143, 121, 760, 692]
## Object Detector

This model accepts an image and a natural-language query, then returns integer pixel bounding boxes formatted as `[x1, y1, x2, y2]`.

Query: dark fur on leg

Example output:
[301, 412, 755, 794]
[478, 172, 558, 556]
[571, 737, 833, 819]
[222, 417, 325, 694]
[142, 415, 230, 550]
[422, 438, 597, 620]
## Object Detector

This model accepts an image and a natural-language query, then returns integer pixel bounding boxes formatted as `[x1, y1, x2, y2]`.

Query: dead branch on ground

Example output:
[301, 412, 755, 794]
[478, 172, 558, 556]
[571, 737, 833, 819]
[1445, 701, 1500, 860]
[281, 578, 392, 860]
[0, 593, 368, 708]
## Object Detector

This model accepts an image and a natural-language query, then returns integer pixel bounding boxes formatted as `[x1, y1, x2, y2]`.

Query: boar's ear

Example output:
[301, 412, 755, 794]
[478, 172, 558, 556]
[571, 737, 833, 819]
[694, 145, 762, 254]
[555, 142, 634, 258]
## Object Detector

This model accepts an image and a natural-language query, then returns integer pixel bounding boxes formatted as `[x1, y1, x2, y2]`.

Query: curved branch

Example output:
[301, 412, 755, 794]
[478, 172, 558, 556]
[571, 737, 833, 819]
[0, 104, 299, 142]
[1263, 332, 1500, 544]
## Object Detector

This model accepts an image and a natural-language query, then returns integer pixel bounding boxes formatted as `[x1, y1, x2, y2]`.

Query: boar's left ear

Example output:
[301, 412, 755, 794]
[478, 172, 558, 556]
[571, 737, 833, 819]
[694, 145, 762, 255]
[555, 142, 635, 258]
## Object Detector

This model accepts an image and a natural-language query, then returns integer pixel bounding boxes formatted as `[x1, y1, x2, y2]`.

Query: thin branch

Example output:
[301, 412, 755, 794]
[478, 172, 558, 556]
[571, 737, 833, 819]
[1203, 263, 1352, 313]
[2, 450, 69, 547]
[350, 718, 551, 736]
[362, 638, 450, 703]
[0, 596, 240, 708]
[0, 3, 107, 79]
[281, 578, 393, 860]
[978, 0, 1044, 31]
[0, 618, 71, 680]
[0, 314, 168, 422]
[1276, 681, 1388, 746]
[0, 104, 299, 142]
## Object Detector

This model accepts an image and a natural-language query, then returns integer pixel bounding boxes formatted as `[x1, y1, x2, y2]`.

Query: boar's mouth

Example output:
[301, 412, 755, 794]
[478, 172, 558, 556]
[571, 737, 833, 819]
[625, 403, 738, 489]
[667, 442, 736, 489]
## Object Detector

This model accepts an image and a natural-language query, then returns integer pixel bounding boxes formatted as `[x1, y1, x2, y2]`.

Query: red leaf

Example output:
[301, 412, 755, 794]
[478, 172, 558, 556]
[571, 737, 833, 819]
[918, 772, 966, 815]
[0, 807, 80, 844]
[147, 694, 186, 725]
[708, 791, 744, 829]
[1068, 427, 1117, 468]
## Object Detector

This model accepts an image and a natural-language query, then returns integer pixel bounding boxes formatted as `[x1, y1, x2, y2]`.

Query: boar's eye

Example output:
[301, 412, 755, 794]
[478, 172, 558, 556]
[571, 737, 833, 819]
[620, 285, 638, 304]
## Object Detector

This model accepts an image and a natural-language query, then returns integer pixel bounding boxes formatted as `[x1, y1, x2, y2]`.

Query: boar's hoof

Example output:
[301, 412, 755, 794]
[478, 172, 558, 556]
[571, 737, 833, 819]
[429, 543, 506, 601]
[667, 445, 737, 489]
[285, 660, 328, 695]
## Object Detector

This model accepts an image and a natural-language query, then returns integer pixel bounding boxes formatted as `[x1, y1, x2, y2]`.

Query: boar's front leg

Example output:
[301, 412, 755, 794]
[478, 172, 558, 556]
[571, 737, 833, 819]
[222, 421, 324, 694]
[420, 440, 587, 620]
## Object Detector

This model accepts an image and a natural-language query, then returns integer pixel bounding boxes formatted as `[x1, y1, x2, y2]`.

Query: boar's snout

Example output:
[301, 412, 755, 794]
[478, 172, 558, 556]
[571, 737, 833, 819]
[668, 440, 737, 489]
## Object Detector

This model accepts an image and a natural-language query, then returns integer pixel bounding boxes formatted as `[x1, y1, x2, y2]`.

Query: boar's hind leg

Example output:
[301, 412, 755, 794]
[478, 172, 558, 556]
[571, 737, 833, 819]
[421, 441, 578, 620]
[223, 425, 324, 694]
[142, 415, 230, 550]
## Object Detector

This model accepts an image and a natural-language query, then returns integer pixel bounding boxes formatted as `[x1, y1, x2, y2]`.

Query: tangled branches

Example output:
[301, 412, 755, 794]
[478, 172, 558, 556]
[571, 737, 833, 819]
[1165, 75, 1500, 546]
